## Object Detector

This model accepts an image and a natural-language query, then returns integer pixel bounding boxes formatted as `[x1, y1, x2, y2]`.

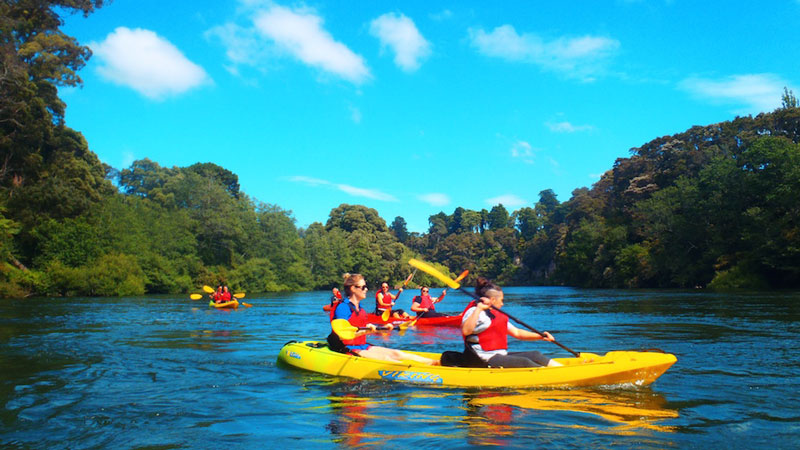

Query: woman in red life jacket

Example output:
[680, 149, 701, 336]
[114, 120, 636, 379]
[220, 285, 233, 302]
[411, 286, 448, 317]
[375, 282, 411, 319]
[211, 285, 224, 303]
[461, 278, 562, 368]
[328, 273, 438, 364]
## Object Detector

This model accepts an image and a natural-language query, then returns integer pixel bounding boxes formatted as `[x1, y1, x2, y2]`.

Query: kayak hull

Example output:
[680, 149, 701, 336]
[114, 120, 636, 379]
[209, 300, 239, 309]
[365, 313, 463, 327]
[277, 340, 677, 388]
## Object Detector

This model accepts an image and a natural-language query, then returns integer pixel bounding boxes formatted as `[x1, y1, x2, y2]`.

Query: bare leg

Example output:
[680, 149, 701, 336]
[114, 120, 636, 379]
[358, 346, 439, 365]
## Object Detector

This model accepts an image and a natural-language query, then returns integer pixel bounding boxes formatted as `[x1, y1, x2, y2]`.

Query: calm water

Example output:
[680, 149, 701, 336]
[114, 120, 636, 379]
[2, 288, 799, 449]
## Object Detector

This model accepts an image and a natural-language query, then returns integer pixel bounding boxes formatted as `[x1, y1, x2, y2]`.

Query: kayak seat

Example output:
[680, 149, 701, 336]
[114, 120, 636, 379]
[326, 332, 360, 357]
[440, 344, 488, 368]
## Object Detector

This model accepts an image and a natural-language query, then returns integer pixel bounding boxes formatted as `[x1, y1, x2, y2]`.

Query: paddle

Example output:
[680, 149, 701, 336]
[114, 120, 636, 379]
[233, 293, 252, 308]
[331, 319, 392, 340]
[190, 294, 203, 300]
[381, 271, 415, 321]
[408, 259, 580, 357]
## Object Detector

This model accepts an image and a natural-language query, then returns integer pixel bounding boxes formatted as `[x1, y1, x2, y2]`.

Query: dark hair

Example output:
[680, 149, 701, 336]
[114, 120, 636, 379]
[475, 277, 502, 298]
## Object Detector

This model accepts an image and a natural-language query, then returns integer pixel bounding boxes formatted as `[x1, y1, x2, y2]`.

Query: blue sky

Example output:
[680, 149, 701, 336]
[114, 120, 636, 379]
[61, 1, 799, 233]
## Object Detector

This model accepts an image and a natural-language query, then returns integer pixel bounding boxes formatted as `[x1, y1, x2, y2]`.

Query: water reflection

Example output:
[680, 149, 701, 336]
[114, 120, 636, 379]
[469, 388, 678, 435]
[462, 392, 519, 447]
[325, 393, 378, 448]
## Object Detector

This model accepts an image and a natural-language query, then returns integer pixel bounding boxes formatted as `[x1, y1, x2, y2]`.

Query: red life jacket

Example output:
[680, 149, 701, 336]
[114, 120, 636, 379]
[221, 291, 232, 301]
[463, 301, 509, 351]
[213, 291, 223, 301]
[329, 300, 369, 346]
[414, 294, 436, 311]
[460, 300, 478, 316]
[375, 291, 392, 311]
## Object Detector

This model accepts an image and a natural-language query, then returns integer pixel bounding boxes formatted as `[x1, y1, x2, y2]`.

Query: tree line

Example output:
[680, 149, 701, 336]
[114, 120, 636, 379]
[2, 1, 799, 297]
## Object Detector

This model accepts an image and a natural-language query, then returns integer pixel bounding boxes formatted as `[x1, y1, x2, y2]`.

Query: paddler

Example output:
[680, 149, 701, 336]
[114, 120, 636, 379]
[457, 277, 562, 368]
[220, 285, 233, 303]
[410, 286, 447, 317]
[210, 284, 223, 303]
[322, 287, 341, 312]
[375, 282, 410, 319]
[328, 273, 438, 365]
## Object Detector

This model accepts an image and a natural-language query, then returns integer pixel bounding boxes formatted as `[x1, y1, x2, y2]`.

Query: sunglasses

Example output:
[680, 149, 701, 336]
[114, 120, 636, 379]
[355, 284, 368, 291]
[422, 289, 429, 292]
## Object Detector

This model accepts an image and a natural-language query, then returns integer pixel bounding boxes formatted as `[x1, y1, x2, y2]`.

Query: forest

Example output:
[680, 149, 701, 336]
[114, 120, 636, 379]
[2, 1, 800, 297]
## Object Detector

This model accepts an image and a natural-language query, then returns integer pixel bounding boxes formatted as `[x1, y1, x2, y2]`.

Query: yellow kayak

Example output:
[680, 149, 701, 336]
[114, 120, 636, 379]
[209, 300, 239, 309]
[277, 340, 676, 388]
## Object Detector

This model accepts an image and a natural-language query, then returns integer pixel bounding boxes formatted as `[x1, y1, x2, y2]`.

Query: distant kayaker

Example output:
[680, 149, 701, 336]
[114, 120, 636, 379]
[220, 285, 233, 303]
[458, 277, 562, 368]
[328, 273, 438, 365]
[410, 286, 447, 317]
[210, 284, 223, 303]
[375, 282, 411, 319]
[323, 287, 341, 312]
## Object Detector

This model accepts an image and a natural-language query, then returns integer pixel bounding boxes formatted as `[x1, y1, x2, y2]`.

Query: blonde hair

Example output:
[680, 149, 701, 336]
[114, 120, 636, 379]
[342, 273, 364, 296]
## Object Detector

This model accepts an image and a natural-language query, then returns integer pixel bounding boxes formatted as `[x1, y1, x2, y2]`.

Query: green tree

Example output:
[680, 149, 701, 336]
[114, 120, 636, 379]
[1, 0, 104, 189]
[487, 204, 511, 230]
[782, 87, 798, 109]
[389, 216, 409, 243]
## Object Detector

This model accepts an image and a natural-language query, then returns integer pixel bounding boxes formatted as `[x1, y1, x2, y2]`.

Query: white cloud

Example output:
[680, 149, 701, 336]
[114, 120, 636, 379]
[511, 140, 535, 164]
[418, 193, 450, 206]
[350, 105, 362, 124]
[338, 184, 398, 201]
[289, 175, 329, 186]
[91, 27, 210, 99]
[289, 176, 397, 201]
[485, 194, 527, 208]
[369, 12, 431, 72]
[679, 74, 787, 113]
[469, 25, 619, 80]
[546, 121, 594, 133]
[253, 5, 370, 83]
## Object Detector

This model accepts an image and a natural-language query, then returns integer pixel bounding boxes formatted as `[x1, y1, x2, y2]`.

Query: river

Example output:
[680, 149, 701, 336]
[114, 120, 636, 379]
[2, 287, 798, 449]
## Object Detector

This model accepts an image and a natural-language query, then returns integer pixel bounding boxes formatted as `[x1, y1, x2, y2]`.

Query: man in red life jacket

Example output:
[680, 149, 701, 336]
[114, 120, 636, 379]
[323, 287, 342, 312]
[411, 286, 448, 317]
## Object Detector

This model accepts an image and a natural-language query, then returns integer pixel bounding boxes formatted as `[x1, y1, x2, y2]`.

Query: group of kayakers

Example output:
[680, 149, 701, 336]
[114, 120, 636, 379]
[374, 282, 447, 319]
[209, 284, 234, 304]
[326, 273, 560, 368]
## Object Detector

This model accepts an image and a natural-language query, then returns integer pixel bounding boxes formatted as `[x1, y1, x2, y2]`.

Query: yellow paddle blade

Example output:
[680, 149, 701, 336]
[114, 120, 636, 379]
[331, 319, 358, 340]
[190, 294, 203, 300]
[202, 285, 215, 294]
[241, 302, 252, 307]
[399, 317, 419, 330]
[408, 259, 460, 289]
[234, 293, 245, 299]
[454, 270, 469, 283]
[381, 308, 391, 321]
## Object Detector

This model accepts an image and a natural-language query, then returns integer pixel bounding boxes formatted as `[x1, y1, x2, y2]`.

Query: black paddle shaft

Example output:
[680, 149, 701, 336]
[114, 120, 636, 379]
[458, 287, 580, 357]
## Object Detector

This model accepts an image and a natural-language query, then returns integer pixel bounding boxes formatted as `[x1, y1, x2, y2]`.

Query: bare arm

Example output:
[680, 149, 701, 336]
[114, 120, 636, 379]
[462, 299, 490, 336]
[507, 324, 554, 341]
